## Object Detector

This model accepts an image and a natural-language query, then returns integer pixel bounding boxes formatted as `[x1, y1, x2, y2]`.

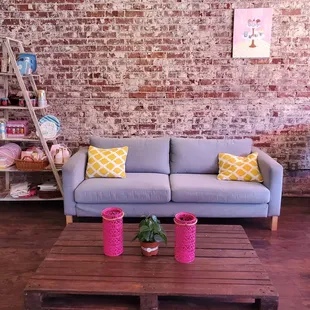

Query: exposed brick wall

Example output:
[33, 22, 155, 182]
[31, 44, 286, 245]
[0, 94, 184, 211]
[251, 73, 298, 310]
[1, 1, 310, 196]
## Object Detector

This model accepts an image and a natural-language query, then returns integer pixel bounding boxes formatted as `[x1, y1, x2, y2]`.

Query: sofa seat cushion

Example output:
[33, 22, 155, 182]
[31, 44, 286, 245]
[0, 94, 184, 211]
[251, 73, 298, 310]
[75, 173, 171, 204]
[170, 174, 270, 204]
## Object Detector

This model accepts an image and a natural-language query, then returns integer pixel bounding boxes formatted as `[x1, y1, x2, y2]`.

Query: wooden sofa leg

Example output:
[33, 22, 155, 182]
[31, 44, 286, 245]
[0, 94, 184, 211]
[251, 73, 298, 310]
[270, 216, 278, 231]
[66, 215, 73, 225]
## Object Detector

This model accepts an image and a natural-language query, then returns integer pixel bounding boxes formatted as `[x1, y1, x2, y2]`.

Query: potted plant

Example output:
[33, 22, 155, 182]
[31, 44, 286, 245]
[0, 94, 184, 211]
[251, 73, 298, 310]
[133, 215, 167, 257]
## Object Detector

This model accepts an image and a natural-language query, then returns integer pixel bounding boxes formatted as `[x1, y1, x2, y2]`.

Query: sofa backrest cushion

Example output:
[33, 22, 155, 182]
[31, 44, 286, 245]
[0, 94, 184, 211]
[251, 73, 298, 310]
[170, 138, 253, 174]
[90, 137, 170, 174]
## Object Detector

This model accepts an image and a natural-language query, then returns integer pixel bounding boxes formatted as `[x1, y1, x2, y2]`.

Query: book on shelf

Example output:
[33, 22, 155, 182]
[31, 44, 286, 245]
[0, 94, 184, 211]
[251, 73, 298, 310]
[38, 181, 58, 191]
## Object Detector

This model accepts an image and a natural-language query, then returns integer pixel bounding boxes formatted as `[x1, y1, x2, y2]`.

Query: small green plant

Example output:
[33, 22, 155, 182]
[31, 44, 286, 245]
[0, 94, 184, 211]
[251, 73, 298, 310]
[133, 215, 167, 244]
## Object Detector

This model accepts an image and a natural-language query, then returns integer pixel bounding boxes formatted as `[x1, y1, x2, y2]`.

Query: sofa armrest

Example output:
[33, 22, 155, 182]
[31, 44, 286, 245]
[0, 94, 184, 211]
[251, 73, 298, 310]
[252, 147, 283, 216]
[62, 147, 88, 216]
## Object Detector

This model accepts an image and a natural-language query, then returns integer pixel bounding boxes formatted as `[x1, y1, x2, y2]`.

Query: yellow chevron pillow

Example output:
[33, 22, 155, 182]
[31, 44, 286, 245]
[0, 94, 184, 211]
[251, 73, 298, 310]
[86, 146, 128, 179]
[217, 152, 263, 182]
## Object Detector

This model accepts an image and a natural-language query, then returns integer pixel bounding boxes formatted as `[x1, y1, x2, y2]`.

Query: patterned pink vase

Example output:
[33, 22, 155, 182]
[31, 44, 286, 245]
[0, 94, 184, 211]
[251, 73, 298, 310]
[174, 212, 198, 263]
[102, 207, 124, 257]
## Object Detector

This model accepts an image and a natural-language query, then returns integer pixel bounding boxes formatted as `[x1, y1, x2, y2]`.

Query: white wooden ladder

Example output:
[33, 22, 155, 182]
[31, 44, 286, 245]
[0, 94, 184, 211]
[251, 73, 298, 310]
[1, 37, 63, 197]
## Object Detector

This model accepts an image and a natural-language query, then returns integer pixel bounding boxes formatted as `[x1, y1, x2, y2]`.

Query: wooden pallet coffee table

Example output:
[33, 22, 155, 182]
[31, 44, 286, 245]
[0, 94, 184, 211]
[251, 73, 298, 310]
[24, 223, 278, 310]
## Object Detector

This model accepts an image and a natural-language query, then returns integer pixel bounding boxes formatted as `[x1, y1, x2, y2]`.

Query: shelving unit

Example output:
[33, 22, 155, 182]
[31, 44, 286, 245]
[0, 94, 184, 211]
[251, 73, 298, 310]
[0, 37, 63, 201]
[0, 165, 62, 172]
[1, 135, 58, 142]
[0, 193, 63, 201]
[0, 105, 48, 110]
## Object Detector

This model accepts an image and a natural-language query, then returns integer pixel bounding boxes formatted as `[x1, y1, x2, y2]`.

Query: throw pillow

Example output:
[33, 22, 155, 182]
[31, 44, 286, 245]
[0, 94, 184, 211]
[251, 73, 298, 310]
[86, 146, 128, 179]
[217, 152, 263, 182]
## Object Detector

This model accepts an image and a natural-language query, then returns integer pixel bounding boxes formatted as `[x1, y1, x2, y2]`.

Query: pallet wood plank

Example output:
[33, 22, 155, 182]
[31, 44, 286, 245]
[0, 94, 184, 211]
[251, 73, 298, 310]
[50, 246, 259, 259]
[55, 239, 253, 250]
[58, 234, 252, 245]
[26, 279, 277, 298]
[65, 223, 245, 232]
[62, 230, 249, 240]
[44, 255, 266, 272]
[40, 259, 263, 270]
[36, 266, 270, 281]
[31, 275, 272, 286]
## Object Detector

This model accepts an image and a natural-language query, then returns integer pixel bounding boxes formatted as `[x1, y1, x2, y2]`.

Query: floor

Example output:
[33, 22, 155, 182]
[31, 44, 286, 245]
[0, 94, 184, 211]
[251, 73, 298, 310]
[0, 198, 309, 310]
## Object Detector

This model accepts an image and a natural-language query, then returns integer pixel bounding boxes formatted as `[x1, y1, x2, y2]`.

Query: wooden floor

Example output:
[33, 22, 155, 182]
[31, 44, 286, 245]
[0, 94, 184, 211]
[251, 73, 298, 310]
[0, 198, 309, 310]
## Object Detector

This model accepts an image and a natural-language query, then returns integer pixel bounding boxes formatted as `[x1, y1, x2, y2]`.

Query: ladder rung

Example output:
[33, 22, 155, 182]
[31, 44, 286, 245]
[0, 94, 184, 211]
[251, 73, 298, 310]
[0, 72, 40, 77]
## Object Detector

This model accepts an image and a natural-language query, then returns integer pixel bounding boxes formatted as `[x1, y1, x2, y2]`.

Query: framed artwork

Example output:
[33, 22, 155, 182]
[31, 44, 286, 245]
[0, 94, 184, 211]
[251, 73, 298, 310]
[233, 8, 273, 58]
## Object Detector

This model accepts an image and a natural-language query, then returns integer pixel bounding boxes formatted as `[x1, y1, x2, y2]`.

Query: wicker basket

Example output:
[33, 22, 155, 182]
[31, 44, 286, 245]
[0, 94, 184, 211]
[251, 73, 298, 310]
[15, 156, 49, 171]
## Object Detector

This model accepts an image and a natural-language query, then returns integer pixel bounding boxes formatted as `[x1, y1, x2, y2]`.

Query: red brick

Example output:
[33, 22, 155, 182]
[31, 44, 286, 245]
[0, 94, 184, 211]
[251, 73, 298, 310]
[281, 9, 301, 15]
[148, 52, 166, 58]
[57, 4, 75, 10]
[249, 59, 269, 65]
[17, 4, 35, 11]
[277, 92, 295, 98]
[296, 92, 310, 97]
[271, 58, 285, 64]
[106, 11, 124, 17]
[269, 85, 277, 91]
[104, 112, 121, 117]
[139, 86, 157, 92]
[115, 18, 134, 24]
[255, 142, 272, 147]
[128, 52, 146, 58]
[2, 19, 20, 25]
[182, 130, 200, 135]
[102, 87, 120, 92]
[198, 79, 214, 85]
[89, 80, 108, 86]
[222, 92, 242, 98]
[129, 93, 146, 98]
[176, 86, 194, 92]
[94, 106, 111, 111]
[204, 92, 222, 98]
[139, 124, 156, 129]
[125, 11, 144, 17]
[167, 92, 185, 98]
[86, 11, 105, 17]
[167, 52, 186, 58]
[135, 59, 154, 65]
[157, 86, 174, 92]
[144, 66, 162, 72]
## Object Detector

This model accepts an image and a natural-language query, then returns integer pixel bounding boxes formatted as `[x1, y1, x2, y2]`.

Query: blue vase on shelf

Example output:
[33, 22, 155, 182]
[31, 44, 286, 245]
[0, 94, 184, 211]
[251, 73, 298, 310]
[17, 53, 37, 75]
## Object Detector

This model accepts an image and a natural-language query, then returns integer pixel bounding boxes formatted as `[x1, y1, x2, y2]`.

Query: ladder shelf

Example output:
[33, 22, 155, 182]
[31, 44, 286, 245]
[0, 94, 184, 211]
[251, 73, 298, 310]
[0, 37, 63, 200]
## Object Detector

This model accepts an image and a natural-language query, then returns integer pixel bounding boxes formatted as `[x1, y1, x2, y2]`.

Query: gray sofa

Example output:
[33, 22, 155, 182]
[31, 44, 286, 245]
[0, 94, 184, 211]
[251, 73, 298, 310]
[63, 137, 283, 230]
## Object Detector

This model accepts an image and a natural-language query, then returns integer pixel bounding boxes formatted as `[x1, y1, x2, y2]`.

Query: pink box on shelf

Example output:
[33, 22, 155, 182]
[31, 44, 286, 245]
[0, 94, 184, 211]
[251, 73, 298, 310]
[6, 120, 29, 137]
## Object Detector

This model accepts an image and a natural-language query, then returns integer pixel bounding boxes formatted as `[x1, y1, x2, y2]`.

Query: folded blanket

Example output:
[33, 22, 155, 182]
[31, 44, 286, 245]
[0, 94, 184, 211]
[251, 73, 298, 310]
[10, 182, 30, 198]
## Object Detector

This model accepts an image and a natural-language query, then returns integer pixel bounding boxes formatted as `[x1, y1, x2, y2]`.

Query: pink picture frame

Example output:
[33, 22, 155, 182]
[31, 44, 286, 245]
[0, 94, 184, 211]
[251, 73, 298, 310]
[233, 8, 273, 58]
